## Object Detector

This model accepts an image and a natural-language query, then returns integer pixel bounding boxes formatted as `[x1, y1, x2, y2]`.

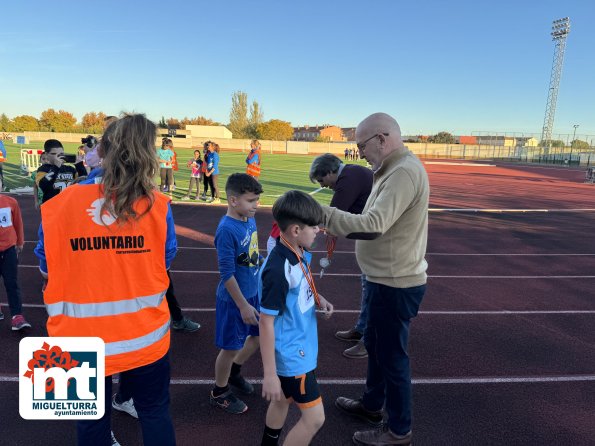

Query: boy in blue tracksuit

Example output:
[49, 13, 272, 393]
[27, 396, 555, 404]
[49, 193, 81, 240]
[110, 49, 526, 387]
[211, 173, 264, 414]
[259, 190, 334, 446]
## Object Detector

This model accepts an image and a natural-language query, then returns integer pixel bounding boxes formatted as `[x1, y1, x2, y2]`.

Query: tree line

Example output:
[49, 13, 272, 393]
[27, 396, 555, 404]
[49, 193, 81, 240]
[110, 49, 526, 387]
[0, 91, 295, 141]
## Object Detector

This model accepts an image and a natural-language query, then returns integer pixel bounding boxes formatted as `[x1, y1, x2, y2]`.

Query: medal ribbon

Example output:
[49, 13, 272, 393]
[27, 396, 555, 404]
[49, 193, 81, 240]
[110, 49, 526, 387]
[279, 235, 321, 307]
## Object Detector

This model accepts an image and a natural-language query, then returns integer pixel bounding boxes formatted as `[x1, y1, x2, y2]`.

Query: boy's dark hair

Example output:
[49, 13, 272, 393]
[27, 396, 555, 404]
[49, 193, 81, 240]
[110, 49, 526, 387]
[43, 139, 63, 153]
[225, 173, 263, 197]
[273, 190, 323, 231]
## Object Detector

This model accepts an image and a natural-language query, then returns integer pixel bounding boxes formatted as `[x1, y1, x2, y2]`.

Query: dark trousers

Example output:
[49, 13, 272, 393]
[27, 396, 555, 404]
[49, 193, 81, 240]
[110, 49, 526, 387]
[0, 246, 22, 316]
[77, 353, 175, 446]
[202, 174, 209, 195]
[165, 270, 183, 322]
[361, 280, 426, 436]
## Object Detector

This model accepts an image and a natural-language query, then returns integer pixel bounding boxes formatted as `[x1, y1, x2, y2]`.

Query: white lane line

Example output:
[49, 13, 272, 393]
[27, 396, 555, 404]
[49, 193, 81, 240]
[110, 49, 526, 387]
[2, 375, 594, 385]
[425, 162, 495, 167]
[9, 303, 595, 315]
[429, 208, 595, 213]
[14, 265, 595, 279]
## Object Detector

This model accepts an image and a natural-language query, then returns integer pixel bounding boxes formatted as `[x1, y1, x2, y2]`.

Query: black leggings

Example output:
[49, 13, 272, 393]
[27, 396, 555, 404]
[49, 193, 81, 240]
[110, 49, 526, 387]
[203, 174, 209, 195]
[165, 270, 183, 322]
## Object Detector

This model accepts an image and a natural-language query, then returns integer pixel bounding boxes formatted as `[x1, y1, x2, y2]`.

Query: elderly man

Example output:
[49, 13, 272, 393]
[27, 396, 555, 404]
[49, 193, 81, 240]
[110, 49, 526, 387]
[309, 153, 373, 359]
[323, 113, 429, 445]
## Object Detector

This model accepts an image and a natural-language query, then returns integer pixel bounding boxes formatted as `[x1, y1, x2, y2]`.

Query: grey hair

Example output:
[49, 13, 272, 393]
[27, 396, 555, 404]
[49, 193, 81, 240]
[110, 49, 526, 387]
[309, 153, 342, 183]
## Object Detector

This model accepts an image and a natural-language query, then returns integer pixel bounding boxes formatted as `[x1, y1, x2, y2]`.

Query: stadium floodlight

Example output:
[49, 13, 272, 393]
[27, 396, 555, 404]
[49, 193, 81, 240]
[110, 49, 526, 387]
[541, 17, 571, 148]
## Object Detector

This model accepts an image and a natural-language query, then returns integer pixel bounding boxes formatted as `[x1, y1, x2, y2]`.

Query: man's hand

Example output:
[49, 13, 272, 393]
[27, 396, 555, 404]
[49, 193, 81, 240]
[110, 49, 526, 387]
[15, 245, 23, 258]
[317, 294, 334, 319]
[240, 304, 259, 326]
[262, 374, 282, 401]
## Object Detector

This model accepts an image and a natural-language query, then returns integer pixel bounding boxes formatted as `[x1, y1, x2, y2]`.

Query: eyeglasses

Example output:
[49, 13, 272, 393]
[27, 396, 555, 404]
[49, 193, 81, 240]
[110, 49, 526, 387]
[356, 132, 389, 151]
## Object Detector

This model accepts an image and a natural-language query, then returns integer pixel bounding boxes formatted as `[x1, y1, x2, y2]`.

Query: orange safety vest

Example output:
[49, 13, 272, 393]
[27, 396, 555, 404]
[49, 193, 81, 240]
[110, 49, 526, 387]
[246, 149, 261, 178]
[41, 184, 171, 376]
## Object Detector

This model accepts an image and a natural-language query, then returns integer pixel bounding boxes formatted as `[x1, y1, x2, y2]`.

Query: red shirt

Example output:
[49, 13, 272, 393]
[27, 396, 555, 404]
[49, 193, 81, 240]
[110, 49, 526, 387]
[0, 195, 24, 251]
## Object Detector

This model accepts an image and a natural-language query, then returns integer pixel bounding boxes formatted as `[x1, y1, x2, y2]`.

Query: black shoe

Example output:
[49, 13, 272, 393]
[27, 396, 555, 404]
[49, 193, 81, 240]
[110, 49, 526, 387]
[335, 327, 363, 342]
[228, 374, 254, 395]
[335, 397, 384, 426]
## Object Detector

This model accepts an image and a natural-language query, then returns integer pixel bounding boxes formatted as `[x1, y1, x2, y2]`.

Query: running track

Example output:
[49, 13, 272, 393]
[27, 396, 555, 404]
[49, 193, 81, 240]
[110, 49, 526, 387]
[1, 161, 594, 445]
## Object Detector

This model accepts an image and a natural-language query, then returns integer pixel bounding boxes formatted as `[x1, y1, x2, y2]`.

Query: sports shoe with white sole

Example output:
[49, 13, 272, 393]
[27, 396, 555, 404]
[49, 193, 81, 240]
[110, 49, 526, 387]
[112, 394, 138, 418]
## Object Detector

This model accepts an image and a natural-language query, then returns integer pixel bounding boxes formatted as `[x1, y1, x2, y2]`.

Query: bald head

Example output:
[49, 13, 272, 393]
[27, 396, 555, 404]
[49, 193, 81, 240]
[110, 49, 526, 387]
[355, 113, 406, 169]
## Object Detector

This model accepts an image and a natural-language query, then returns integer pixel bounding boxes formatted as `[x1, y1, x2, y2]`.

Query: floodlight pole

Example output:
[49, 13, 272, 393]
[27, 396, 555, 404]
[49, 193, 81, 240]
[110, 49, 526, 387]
[540, 17, 571, 150]
[572, 124, 579, 144]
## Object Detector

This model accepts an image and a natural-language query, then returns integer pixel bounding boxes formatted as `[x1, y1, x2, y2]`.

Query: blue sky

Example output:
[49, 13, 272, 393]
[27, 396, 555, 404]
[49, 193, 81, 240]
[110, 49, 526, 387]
[1, 0, 594, 138]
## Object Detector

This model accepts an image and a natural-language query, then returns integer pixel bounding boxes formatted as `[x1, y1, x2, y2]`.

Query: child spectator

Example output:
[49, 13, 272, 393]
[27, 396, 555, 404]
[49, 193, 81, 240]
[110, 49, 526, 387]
[182, 149, 203, 200]
[36, 139, 78, 204]
[200, 142, 211, 201]
[211, 173, 263, 414]
[246, 139, 262, 179]
[32, 153, 50, 210]
[205, 143, 221, 204]
[158, 138, 174, 193]
[259, 190, 334, 446]
[0, 193, 31, 330]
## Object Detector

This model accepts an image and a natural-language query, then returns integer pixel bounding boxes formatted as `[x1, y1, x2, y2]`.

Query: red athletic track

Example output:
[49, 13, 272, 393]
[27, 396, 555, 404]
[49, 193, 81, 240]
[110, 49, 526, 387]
[1, 161, 594, 445]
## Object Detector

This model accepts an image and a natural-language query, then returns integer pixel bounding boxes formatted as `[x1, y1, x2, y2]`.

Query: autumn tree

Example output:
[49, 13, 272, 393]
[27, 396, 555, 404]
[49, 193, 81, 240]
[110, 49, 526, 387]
[166, 118, 181, 129]
[179, 116, 221, 128]
[0, 114, 12, 132]
[428, 131, 455, 144]
[81, 112, 106, 134]
[571, 139, 590, 150]
[256, 119, 293, 141]
[39, 108, 77, 132]
[228, 91, 250, 138]
[247, 101, 264, 138]
[12, 115, 40, 131]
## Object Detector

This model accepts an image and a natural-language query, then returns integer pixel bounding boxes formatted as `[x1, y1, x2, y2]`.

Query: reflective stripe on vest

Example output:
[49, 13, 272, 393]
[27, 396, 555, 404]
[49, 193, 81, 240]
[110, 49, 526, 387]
[246, 150, 261, 177]
[246, 163, 261, 177]
[41, 184, 172, 375]
[106, 319, 169, 357]
[46, 291, 166, 318]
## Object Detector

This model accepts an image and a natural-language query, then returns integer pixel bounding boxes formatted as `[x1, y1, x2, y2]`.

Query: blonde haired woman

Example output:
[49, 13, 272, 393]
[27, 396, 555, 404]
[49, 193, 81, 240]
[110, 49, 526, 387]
[35, 114, 177, 446]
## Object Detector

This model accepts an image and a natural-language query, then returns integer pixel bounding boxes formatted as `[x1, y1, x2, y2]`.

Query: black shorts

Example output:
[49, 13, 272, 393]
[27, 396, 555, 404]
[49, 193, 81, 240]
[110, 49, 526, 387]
[279, 369, 321, 408]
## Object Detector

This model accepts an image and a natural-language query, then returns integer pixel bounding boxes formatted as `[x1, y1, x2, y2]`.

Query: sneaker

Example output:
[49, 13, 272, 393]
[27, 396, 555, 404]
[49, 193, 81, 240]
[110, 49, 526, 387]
[112, 394, 138, 418]
[11, 315, 31, 331]
[205, 197, 213, 203]
[200, 193, 207, 201]
[228, 374, 254, 395]
[209, 389, 248, 414]
[211, 198, 221, 204]
[343, 339, 368, 359]
[171, 317, 201, 332]
[111, 431, 121, 446]
[335, 327, 363, 342]
[335, 397, 384, 426]
[353, 424, 412, 445]
[181, 195, 190, 201]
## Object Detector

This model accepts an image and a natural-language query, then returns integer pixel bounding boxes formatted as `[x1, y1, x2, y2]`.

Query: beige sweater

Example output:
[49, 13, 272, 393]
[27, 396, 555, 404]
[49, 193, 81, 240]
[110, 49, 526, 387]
[323, 150, 429, 288]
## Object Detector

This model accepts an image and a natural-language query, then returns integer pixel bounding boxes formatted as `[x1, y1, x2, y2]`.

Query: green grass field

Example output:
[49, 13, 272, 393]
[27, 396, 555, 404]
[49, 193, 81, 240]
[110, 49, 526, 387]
[1, 141, 368, 206]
